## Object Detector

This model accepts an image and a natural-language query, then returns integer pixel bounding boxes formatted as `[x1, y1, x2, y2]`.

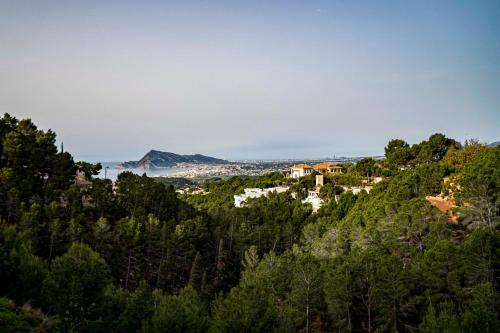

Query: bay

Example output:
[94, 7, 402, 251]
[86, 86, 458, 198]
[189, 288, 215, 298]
[96, 162, 177, 181]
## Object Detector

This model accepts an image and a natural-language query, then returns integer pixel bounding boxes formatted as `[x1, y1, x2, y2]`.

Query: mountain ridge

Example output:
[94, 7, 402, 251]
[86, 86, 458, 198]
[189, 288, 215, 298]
[488, 141, 500, 148]
[119, 149, 228, 169]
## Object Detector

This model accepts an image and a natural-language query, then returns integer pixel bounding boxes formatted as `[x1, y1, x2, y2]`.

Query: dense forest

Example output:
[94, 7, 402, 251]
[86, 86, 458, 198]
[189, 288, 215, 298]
[0, 113, 498, 332]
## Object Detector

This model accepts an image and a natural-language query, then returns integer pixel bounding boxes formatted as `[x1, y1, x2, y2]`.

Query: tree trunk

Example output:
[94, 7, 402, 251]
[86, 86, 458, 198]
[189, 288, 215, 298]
[125, 249, 132, 289]
[306, 301, 309, 333]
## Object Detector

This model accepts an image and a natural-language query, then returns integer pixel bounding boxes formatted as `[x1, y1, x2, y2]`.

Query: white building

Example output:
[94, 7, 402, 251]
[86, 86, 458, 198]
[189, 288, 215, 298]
[234, 186, 289, 207]
[302, 174, 324, 211]
[290, 164, 313, 178]
[302, 195, 323, 211]
[290, 162, 344, 178]
[342, 186, 372, 195]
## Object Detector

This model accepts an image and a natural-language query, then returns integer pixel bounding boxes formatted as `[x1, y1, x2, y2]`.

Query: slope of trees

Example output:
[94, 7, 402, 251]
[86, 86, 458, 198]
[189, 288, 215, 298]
[0, 113, 498, 332]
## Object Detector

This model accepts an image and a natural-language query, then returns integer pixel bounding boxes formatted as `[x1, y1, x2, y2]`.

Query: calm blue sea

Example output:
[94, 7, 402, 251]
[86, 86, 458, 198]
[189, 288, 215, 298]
[96, 162, 177, 181]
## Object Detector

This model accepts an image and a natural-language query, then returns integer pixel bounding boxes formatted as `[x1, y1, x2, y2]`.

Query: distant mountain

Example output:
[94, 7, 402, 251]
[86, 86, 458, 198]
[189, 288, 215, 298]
[119, 150, 227, 169]
[488, 141, 500, 148]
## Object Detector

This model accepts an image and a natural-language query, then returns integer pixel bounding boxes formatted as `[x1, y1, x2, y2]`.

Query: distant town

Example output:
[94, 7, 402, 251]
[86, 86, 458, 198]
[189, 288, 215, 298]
[105, 149, 383, 180]
[159, 159, 360, 179]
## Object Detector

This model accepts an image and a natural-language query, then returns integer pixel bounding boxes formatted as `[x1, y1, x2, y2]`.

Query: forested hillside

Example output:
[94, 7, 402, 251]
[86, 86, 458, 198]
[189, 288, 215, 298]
[0, 114, 498, 332]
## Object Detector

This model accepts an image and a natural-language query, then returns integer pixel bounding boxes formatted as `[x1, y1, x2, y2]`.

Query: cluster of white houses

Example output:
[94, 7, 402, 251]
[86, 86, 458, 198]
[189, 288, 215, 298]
[234, 162, 382, 211]
[234, 162, 345, 210]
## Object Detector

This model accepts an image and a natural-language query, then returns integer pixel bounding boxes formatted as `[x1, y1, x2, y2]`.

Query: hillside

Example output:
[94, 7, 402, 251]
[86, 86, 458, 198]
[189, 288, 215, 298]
[0, 114, 498, 333]
[489, 141, 500, 148]
[120, 149, 228, 168]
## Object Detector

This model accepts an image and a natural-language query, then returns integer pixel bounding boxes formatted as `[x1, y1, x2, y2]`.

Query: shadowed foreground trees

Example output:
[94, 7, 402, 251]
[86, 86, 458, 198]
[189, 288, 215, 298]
[42, 243, 112, 331]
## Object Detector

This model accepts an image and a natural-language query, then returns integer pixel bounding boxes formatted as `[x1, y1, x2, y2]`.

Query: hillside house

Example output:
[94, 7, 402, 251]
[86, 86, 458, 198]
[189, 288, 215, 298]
[290, 164, 313, 178]
[313, 163, 344, 173]
[361, 176, 384, 186]
[302, 175, 324, 211]
[342, 186, 372, 195]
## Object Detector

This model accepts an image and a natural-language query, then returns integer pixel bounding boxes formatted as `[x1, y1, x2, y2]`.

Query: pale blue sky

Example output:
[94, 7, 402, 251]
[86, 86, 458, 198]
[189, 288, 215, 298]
[0, 1, 499, 161]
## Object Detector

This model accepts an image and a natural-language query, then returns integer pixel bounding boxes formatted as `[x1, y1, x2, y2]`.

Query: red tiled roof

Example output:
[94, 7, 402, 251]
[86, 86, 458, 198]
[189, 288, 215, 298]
[292, 164, 313, 169]
[313, 163, 343, 170]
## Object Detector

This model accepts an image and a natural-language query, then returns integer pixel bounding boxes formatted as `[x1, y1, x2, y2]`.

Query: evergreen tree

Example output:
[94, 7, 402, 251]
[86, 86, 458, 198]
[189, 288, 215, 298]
[42, 242, 112, 331]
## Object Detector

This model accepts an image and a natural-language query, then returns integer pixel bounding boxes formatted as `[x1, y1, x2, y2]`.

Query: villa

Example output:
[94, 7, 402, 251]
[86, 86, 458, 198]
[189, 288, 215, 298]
[290, 162, 343, 178]
[290, 164, 314, 178]
[313, 163, 344, 173]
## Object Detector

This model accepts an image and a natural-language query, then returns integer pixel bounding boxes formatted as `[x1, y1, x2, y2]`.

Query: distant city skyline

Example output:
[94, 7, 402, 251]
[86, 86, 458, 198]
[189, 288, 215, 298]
[1, 1, 499, 162]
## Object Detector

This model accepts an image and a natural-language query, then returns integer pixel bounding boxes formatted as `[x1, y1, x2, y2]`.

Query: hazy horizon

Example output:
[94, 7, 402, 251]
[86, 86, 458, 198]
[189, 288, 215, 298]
[1, 1, 499, 161]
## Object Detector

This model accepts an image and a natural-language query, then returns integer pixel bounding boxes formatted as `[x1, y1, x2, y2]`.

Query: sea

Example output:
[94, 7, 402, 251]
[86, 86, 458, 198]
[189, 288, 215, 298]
[96, 162, 177, 181]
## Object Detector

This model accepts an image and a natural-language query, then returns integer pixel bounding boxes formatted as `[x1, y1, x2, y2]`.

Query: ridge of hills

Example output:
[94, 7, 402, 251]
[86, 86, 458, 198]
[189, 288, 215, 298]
[119, 149, 228, 169]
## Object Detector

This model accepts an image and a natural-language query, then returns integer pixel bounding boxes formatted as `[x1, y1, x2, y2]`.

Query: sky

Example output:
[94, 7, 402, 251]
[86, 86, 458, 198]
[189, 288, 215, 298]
[0, 0, 499, 161]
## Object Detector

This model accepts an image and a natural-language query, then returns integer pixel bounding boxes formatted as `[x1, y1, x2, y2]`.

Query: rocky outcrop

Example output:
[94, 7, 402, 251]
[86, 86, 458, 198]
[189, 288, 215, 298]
[119, 150, 227, 169]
